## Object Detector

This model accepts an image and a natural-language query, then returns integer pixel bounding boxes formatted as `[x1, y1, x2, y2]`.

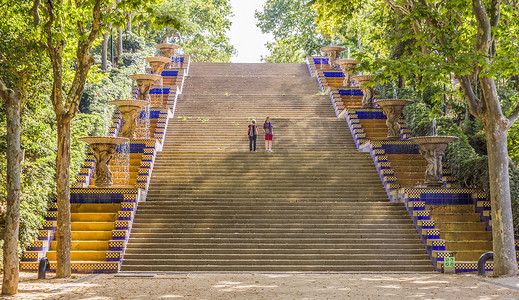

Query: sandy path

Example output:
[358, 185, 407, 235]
[3, 272, 519, 299]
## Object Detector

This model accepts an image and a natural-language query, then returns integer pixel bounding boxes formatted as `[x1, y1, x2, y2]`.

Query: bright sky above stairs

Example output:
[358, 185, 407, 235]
[229, 0, 273, 63]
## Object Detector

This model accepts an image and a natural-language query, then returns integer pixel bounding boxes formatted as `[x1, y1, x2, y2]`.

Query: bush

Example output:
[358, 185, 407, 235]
[122, 32, 149, 52]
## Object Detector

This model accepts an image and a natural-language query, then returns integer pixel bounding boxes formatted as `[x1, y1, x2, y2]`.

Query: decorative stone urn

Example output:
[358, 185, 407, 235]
[78, 137, 129, 188]
[351, 75, 376, 107]
[321, 46, 346, 70]
[408, 136, 459, 187]
[155, 43, 180, 58]
[109, 100, 150, 138]
[129, 74, 161, 101]
[373, 99, 414, 140]
[335, 59, 359, 87]
[144, 57, 173, 75]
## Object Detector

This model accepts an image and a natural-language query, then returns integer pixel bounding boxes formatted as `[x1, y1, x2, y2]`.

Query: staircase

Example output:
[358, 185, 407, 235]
[429, 205, 492, 262]
[121, 63, 433, 272]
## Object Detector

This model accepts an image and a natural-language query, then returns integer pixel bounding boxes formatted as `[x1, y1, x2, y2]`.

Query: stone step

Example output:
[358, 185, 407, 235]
[135, 206, 407, 212]
[129, 227, 418, 234]
[136, 205, 403, 211]
[120, 264, 433, 272]
[187, 62, 309, 76]
[125, 240, 426, 249]
[130, 223, 417, 230]
[145, 190, 387, 195]
[121, 258, 432, 267]
[127, 232, 422, 240]
[147, 181, 385, 187]
[132, 210, 409, 217]
[130, 218, 414, 225]
[124, 248, 427, 255]
[143, 196, 391, 201]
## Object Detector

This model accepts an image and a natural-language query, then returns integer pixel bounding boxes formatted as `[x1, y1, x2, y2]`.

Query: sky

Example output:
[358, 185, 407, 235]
[228, 0, 273, 63]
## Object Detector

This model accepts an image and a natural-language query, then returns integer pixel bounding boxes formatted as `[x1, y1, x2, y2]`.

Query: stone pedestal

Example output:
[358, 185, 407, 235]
[129, 74, 161, 101]
[144, 57, 173, 75]
[321, 46, 346, 70]
[78, 137, 129, 187]
[335, 59, 358, 87]
[351, 75, 375, 107]
[408, 136, 459, 187]
[109, 100, 150, 138]
[155, 43, 180, 58]
[374, 99, 414, 140]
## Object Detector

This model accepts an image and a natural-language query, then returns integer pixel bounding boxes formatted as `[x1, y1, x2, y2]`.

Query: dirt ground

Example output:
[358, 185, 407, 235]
[2, 272, 519, 299]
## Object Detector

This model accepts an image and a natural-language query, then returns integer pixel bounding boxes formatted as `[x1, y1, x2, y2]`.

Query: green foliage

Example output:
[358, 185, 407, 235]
[122, 32, 150, 53]
[256, 0, 330, 63]
[404, 99, 519, 236]
[140, 0, 236, 62]
[0, 0, 162, 259]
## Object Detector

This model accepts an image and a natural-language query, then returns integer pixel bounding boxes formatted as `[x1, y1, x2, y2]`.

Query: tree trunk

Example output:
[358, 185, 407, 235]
[116, 28, 123, 65]
[55, 115, 72, 278]
[101, 32, 109, 71]
[127, 13, 132, 33]
[1, 88, 22, 296]
[485, 120, 519, 276]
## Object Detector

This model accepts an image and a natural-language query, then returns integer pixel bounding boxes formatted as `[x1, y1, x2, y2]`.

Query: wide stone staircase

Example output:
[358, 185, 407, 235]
[121, 63, 433, 272]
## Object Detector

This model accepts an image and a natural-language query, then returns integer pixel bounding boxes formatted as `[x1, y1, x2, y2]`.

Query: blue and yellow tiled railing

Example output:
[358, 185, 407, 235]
[20, 54, 189, 273]
[306, 56, 519, 273]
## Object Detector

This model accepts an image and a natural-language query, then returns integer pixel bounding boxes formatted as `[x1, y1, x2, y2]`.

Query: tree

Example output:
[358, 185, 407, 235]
[255, 0, 331, 63]
[0, 79, 23, 296]
[0, 1, 50, 294]
[312, 0, 519, 276]
[141, 0, 236, 62]
[33, 0, 156, 278]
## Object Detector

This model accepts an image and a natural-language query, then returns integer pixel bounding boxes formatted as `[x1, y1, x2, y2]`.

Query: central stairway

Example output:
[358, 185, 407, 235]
[121, 63, 433, 272]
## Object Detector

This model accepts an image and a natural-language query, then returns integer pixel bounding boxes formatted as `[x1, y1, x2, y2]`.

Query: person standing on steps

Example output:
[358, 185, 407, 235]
[263, 116, 273, 152]
[247, 119, 258, 151]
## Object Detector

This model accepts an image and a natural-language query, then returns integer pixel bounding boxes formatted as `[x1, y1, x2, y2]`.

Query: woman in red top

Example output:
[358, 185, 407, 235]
[263, 116, 273, 152]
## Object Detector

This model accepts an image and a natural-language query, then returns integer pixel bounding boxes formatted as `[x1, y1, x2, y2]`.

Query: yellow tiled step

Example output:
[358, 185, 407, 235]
[393, 172, 426, 179]
[391, 166, 426, 172]
[396, 179, 425, 188]
[71, 204, 120, 213]
[432, 214, 481, 222]
[71, 231, 113, 240]
[71, 213, 117, 222]
[440, 231, 492, 241]
[450, 250, 494, 261]
[387, 154, 425, 162]
[435, 222, 487, 231]
[50, 240, 109, 251]
[71, 222, 115, 231]
[89, 180, 137, 187]
[445, 241, 493, 251]
[46, 250, 107, 261]
[428, 205, 475, 214]
[20, 261, 120, 273]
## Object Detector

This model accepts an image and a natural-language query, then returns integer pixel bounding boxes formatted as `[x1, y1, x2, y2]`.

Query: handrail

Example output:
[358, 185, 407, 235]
[478, 252, 493, 276]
